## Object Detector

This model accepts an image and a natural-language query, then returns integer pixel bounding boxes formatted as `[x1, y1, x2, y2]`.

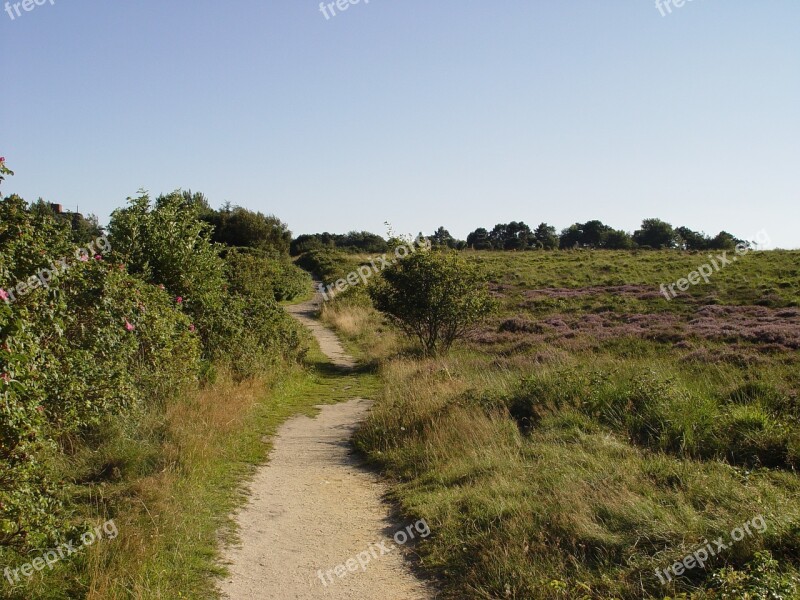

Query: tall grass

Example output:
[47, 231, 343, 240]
[321, 249, 800, 599]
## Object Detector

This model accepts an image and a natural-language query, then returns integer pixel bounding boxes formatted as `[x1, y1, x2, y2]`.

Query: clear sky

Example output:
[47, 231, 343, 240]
[2, 1, 799, 247]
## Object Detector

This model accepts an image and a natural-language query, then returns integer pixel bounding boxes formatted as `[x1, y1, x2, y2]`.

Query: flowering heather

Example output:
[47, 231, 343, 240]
[484, 302, 800, 352]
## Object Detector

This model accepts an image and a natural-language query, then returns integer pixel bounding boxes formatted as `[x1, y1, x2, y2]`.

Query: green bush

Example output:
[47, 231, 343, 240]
[224, 248, 310, 302]
[369, 250, 495, 355]
[295, 249, 347, 285]
[1, 195, 201, 554]
[1, 187, 308, 562]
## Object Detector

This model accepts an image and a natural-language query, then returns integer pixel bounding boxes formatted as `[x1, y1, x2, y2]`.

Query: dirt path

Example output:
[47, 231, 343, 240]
[218, 291, 434, 600]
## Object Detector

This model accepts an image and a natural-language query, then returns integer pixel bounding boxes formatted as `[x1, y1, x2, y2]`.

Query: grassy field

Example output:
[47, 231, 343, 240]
[318, 249, 800, 599]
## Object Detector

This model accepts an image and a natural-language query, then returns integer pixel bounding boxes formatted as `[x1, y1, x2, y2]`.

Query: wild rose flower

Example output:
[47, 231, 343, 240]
[79, 254, 89, 262]
[94, 254, 103, 260]
[0, 288, 8, 301]
[125, 320, 135, 332]
[176, 296, 183, 304]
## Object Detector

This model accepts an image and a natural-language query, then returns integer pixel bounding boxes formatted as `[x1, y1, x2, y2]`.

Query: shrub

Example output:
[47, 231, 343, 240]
[369, 250, 495, 355]
[1, 187, 307, 561]
[710, 551, 799, 599]
[295, 249, 347, 285]
[224, 248, 310, 302]
[1, 195, 201, 553]
[108, 191, 227, 348]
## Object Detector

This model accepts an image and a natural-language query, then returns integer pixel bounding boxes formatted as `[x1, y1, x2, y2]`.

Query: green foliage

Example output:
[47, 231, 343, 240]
[224, 249, 311, 302]
[558, 220, 634, 249]
[369, 250, 495, 355]
[533, 222, 559, 250]
[1, 187, 308, 570]
[506, 369, 798, 470]
[429, 226, 461, 249]
[290, 231, 388, 256]
[0, 157, 13, 185]
[28, 199, 103, 243]
[1, 195, 201, 555]
[710, 551, 799, 599]
[633, 218, 679, 249]
[202, 203, 292, 255]
[108, 191, 306, 377]
[295, 248, 363, 286]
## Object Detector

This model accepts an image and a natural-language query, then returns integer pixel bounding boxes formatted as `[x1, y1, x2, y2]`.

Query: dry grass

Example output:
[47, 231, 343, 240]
[82, 368, 270, 599]
[320, 300, 400, 361]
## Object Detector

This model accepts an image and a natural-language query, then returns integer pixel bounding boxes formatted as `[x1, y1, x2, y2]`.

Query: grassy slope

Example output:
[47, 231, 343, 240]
[320, 249, 800, 599]
[2, 338, 380, 600]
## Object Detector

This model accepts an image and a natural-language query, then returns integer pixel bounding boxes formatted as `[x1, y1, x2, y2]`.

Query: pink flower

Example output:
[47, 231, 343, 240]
[1, 373, 10, 384]
[0, 288, 8, 301]
[189, 324, 196, 332]
[175, 296, 183, 304]
[94, 254, 103, 261]
[0, 157, 4, 163]
[124, 320, 135, 332]
[79, 254, 89, 262]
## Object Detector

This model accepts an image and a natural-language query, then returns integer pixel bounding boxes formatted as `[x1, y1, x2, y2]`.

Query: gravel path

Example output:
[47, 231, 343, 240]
[218, 291, 433, 599]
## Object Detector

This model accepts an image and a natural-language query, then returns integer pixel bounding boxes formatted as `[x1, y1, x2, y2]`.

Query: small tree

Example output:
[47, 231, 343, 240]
[369, 251, 494, 355]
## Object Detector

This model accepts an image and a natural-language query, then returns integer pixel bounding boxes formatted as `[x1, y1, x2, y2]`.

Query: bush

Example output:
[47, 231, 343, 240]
[295, 249, 347, 285]
[1, 195, 201, 553]
[108, 191, 227, 348]
[224, 248, 310, 302]
[1, 187, 308, 562]
[369, 250, 495, 355]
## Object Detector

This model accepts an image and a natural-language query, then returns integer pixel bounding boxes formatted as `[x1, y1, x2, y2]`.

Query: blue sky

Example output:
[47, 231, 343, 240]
[2, 1, 799, 247]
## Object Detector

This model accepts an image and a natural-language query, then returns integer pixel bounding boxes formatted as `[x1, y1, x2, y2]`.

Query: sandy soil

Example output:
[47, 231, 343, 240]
[218, 292, 434, 599]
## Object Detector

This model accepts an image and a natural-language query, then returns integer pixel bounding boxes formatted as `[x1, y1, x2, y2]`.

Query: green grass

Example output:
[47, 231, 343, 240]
[317, 249, 800, 599]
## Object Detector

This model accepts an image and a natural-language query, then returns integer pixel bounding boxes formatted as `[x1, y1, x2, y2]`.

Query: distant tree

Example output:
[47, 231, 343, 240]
[369, 251, 495, 355]
[676, 226, 710, 251]
[335, 231, 388, 253]
[290, 234, 331, 255]
[604, 229, 634, 249]
[201, 203, 292, 256]
[707, 231, 740, 251]
[486, 221, 532, 250]
[430, 226, 458, 249]
[28, 198, 103, 242]
[289, 231, 387, 255]
[581, 220, 612, 247]
[633, 218, 678, 249]
[181, 190, 211, 212]
[533, 223, 559, 250]
[559, 224, 584, 249]
[466, 227, 492, 250]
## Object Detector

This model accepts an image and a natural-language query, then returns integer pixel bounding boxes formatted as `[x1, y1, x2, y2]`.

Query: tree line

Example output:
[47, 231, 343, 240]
[291, 220, 750, 256]
[443, 219, 747, 251]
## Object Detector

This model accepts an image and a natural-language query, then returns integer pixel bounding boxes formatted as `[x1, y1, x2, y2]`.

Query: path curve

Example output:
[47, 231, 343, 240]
[218, 290, 434, 600]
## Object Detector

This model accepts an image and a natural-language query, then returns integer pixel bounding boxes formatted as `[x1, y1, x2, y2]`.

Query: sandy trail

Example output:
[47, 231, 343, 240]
[218, 291, 433, 599]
